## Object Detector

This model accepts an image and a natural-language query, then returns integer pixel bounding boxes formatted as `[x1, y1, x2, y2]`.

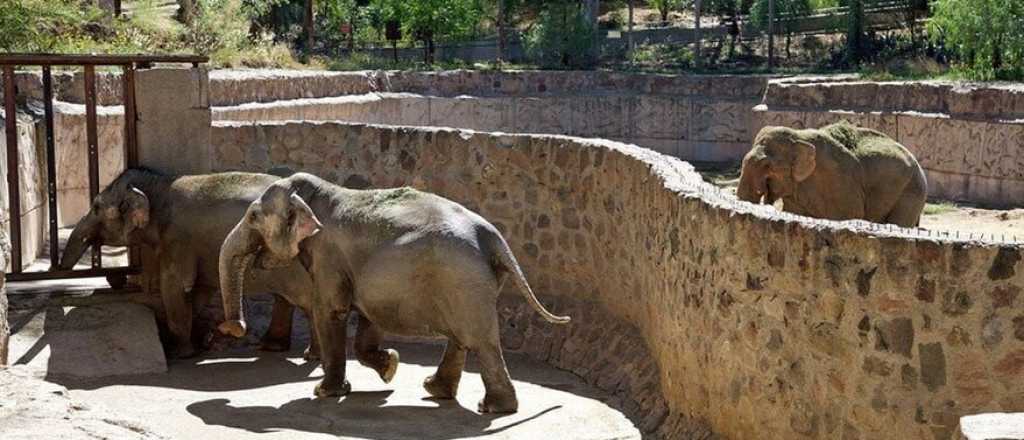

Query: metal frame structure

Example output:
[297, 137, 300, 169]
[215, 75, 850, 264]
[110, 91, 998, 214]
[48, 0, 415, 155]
[1, 53, 206, 287]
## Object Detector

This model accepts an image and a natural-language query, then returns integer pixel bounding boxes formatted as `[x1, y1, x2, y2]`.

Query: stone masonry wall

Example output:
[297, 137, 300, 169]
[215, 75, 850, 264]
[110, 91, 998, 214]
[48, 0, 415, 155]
[211, 120, 1024, 440]
[758, 79, 1024, 207]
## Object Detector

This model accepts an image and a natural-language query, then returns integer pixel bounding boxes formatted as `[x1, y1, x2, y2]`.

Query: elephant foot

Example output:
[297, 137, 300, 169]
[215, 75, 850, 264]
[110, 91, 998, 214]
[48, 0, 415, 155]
[303, 344, 320, 362]
[258, 334, 291, 352]
[378, 349, 399, 384]
[314, 379, 351, 398]
[423, 374, 458, 399]
[478, 393, 518, 414]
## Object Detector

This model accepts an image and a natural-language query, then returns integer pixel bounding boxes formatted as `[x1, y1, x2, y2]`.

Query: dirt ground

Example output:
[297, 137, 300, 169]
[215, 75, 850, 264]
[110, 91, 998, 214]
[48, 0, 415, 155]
[698, 165, 1024, 241]
[47, 342, 639, 440]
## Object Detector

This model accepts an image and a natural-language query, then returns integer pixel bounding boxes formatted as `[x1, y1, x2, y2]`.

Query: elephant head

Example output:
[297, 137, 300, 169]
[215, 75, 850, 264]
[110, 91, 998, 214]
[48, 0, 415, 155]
[59, 185, 150, 270]
[218, 184, 321, 338]
[737, 126, 817, 205]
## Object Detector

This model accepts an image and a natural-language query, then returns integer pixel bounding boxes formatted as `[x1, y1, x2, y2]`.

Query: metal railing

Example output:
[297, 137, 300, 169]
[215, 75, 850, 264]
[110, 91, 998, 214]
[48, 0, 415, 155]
[1, 53, 206, 287]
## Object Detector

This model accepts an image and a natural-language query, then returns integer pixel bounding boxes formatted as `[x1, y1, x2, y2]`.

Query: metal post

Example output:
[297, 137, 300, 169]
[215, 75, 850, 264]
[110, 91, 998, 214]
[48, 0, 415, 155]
[122, 64, 140, 272]
[627, 0, 635, 60]
[42, 67, 59, 269]
[3, 66, 22, 273]
[84, 65, 101, 268]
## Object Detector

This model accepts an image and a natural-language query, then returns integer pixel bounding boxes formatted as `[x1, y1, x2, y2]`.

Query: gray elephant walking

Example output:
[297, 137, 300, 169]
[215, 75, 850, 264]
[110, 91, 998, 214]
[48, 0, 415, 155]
[60, 168, 316, 359]
[217, 173, 570, 413]
[737, 121, 927, 227]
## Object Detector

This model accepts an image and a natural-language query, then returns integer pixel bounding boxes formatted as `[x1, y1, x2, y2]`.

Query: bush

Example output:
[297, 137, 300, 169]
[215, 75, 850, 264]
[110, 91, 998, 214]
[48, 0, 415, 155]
[929, 0, 1024, 80]
[0, 0, 107, 52]
[183, 0, 250, 56]
[523, 3, 596, 69]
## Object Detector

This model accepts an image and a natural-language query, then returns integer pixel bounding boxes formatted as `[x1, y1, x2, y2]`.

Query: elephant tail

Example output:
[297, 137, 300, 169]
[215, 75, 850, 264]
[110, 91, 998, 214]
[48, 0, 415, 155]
[486, 229, 571, 325]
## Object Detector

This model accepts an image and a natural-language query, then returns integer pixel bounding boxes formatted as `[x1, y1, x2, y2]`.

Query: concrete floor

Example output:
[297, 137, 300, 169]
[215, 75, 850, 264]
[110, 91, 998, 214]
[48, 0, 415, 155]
[53, 342, 640, 440]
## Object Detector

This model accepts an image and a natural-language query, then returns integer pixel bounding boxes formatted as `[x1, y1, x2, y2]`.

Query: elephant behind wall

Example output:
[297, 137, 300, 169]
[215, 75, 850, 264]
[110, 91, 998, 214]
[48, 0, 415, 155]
[736, 121, 927, 227]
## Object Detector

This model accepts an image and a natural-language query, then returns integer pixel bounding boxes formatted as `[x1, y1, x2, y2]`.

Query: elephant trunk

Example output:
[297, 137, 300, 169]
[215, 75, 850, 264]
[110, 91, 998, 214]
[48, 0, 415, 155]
[217, 221, 256, 338]
[736, 164, 765, 204]
[59, 214, 99, 270]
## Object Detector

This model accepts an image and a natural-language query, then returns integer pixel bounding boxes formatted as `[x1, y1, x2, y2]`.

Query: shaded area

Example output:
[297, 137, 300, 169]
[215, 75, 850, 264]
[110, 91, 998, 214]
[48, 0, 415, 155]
[56, 342, 639, 440]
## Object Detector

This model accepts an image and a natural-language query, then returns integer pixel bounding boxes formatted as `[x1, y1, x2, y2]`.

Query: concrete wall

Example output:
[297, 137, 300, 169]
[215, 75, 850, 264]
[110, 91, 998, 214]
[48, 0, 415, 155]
[0, 112, 48, 271]
[758, 79, 1024, 207]
[211, 120, 1024, 440]
[212, 71, 770, 164]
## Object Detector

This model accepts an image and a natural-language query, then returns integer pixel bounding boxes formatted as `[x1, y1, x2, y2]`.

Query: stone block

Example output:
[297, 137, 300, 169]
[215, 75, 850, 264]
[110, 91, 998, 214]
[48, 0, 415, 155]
[898, 115, 984, 177]
[632, 96, 688, 139]
[7, 303, 167, 377]
[513, 97, 574, 135]
[691, 101, 755, 143]
[572, 96, 628, 138]
[136, 67, 212, 175]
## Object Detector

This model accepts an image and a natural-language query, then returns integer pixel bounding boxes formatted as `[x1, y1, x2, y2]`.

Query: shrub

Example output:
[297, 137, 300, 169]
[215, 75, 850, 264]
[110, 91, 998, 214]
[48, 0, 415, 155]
[523, 2, 596, 69]
[929, 0, 1024, 80]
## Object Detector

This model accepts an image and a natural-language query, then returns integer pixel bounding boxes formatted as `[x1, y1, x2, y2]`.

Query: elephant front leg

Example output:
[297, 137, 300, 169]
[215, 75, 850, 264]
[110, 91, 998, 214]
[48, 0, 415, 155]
[259, 295, 294, 352]
[354, 314, 399, 383]
[312, 306, 351, 398]
[423, 340, 466, 400]
[161, 269, 195, 359]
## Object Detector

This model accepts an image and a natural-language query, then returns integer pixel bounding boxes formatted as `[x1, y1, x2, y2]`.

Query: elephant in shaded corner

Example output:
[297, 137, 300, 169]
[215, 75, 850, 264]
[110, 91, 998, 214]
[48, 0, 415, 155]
[737, 121, 927, 227]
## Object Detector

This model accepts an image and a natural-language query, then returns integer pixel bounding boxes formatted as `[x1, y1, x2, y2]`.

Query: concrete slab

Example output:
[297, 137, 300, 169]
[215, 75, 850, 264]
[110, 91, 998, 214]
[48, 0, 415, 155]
[0, 365, 168, 439]
[962, 413, 1024, 440]
[8, 302, 167, 378]
[56, 342, 640, 440]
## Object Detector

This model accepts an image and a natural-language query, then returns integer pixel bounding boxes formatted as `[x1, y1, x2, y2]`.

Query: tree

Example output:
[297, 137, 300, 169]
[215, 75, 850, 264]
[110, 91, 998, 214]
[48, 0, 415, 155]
[844, 0, 864, 65]
[648, 0, 682, 24]
[372, 0, 484, 63]
[929, 0, 1024, 79]
[751, 0, 811, 58]
[523, 1, 596, 68]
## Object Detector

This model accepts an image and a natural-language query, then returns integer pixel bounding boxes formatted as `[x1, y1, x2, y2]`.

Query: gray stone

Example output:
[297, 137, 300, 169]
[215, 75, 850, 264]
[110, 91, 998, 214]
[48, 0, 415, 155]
[8, 303, 166, 378]
[0, 366, 167, 439]
[919, 342, 947, 392]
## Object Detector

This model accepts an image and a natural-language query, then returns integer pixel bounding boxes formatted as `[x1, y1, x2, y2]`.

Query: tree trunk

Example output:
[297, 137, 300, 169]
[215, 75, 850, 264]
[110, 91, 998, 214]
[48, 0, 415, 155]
[584, 0, 600, 65]
[694, 0, 703, 68]
[177, 0, 195, 25]
[304, 0, 315, 52]
[767, 0, 775, 68]
[627, 0, 635, 58]
[661, 7, 668, 24]
[497, 0, 507, 62]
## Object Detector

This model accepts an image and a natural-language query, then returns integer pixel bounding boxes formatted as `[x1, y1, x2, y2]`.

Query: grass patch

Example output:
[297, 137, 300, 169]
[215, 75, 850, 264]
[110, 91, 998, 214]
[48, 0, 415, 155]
[923, 201, 959, 215]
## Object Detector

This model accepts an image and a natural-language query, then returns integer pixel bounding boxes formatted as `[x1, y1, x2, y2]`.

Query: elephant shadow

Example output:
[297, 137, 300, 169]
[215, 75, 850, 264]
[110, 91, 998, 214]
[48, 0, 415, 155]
[57, 349, 322, 393]
[186, 394, 562, 440]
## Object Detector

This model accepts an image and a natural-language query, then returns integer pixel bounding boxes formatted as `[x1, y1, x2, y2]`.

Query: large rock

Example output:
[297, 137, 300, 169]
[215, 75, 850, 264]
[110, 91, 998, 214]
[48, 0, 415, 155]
[0, 365, 167, 439]
[7, 302, 167, 377]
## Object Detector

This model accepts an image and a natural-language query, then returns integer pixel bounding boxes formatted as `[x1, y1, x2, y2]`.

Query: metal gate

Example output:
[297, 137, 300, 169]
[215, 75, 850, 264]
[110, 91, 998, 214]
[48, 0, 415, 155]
[2, 54, 206, 290]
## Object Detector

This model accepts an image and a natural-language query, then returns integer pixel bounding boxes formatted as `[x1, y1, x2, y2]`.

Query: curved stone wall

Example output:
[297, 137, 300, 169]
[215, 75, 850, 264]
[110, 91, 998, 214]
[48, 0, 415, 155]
[212, 120, 1024, 439]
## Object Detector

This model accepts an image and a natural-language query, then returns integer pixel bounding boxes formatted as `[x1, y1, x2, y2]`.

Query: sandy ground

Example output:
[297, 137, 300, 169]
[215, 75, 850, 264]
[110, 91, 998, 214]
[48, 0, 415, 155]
[699, 166, 1024, 242]
[51, 342, 639, 440]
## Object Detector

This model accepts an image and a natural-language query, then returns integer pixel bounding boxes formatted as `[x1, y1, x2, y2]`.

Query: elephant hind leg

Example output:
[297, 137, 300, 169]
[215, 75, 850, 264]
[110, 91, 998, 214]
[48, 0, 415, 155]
[423, 340, 467, 399]
[885, 190, 927, 227]
[475, 340, 518, 413]
[259, 295, 294, 352]
[354, 314, 399, 383]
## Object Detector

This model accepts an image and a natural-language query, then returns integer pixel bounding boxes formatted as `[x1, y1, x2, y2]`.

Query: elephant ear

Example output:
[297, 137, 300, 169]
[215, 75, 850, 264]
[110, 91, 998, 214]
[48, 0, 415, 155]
[289, 192, 322, 246]
[792, 140, 817, 182]
[124, 186, 150, 230]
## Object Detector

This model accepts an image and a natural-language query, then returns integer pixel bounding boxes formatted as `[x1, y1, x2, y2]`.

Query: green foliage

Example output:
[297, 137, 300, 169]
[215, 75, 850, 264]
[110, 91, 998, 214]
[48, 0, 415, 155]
[929, 0, 1024, 80]
[630, 43, 694, 68]
[750, 0, 812, 32]
[0, 0, 107, 52]
[647, 0, 682, 23]
[523, 2, 596, 68]
[184, 0, 251, 55]
[372, 0, 485, 44]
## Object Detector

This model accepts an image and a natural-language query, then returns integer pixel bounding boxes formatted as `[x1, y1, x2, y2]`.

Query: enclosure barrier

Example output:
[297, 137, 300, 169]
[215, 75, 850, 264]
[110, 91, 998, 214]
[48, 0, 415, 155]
[1, 53, 207, 287]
